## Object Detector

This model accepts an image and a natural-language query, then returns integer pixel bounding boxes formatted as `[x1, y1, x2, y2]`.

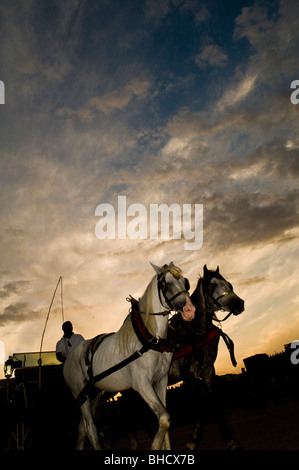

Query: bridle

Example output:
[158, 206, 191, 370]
[128, 268, 190, 317]
[214, 290, 231, 303]
[157, 268, 189, 312]
[203, 280, 234, 322]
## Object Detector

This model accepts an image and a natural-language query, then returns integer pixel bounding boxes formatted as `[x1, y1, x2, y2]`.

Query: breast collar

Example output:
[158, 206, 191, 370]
[130, 300, 173, 353]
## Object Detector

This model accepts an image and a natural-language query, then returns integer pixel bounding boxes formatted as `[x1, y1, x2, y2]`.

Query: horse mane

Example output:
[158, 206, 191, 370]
[191, 271, 221, 327]
[118, 275, 158, 354]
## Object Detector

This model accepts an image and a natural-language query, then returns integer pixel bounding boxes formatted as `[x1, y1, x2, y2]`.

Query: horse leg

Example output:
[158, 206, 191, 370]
[213, 399, 241, 450]
[77, 416, 86, 450]
[78, 399, 102, 450]
[186, 378, 210, 450]
[188, 378, 241, 450]
[186, 420, 205, 451]
[162, 428, 171, 450]
[137, 386, 170, 450]
[153, 378, 171, 450]
[186, 402, 208, 450]
[129, 431, 138, 450]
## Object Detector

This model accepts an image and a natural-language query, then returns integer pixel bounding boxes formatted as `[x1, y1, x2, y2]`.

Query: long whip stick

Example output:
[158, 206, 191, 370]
[38, 276, 63, 388]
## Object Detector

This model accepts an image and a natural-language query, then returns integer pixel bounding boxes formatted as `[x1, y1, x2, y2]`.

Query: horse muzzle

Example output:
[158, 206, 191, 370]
[178, 295, 196, 322]
[217, 291, 245, 315]
[231, 297, 245, 315]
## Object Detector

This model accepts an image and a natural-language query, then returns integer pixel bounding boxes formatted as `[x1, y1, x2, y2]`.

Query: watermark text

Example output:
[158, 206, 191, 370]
[290, 341, 299, 365]
[95, 196, 203, 250]
[0, 81, 4, 104]
[290, 80, 299, 104]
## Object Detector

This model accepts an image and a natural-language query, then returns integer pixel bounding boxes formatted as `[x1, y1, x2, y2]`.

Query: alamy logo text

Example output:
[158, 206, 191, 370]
[95, 196, 203, 250]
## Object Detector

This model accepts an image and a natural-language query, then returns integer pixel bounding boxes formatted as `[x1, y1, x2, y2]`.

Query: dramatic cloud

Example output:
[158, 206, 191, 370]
[0, 302, 42, 327]
[0, 281, 31, 299]
[195, 44, 228, 69]
[0, 0, 298, 377]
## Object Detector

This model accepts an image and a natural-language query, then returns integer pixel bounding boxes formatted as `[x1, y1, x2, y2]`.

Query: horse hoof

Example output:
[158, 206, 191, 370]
[186, 441, 196, 451]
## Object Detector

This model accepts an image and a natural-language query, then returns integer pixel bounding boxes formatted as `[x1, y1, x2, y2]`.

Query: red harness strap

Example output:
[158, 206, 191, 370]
[172, 327, 221, 361]
[131, 306, 173, 353]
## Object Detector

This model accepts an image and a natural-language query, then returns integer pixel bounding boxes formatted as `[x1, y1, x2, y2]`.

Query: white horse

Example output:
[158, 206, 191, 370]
[63, 262, 195, 450]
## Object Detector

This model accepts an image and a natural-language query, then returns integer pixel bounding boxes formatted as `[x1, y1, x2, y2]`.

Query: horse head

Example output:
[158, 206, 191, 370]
[150, 261, 195, 321]
[201, 265, 244, 315]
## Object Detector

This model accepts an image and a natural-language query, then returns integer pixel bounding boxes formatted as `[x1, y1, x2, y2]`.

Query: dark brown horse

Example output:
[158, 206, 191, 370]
[167, 265, 244, 450]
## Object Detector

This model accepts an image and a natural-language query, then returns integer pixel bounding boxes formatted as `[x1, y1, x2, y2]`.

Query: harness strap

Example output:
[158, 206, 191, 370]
[212, 311, 233, 322]
[171, 325, 237, 367]
[76, 301, 173, 407]
[131, 305, 173, 353]
[126, 295, 169, 316]
[85, 333, 114, 379]
[172, 327, 221, 361]
[218, 330, 237, 367]
[76, 344, 151, 407]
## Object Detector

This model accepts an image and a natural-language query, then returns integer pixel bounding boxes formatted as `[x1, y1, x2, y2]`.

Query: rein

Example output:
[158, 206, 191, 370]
[169, 316, 237, 367]
[126, 296, 170, 317]
[212, 311, 233, 322]
[168, 277, 237, 367]
[172, 327, 221, 361]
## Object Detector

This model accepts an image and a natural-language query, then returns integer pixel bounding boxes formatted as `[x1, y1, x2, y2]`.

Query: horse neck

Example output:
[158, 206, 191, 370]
[191, 279, 215, 333]
[138, 275, 169, 339]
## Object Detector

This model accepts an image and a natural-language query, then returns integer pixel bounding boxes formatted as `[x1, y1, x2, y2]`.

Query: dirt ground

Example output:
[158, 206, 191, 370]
[113, 397, 299, 451]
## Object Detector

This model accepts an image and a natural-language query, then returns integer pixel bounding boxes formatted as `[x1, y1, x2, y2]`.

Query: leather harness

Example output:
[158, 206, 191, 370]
[76, 300, 173, 407]
[130, 302, 173, 353]
[171, 322, 236, 366]
[76, 271, 237, 406]
[76, 300, 236, 407]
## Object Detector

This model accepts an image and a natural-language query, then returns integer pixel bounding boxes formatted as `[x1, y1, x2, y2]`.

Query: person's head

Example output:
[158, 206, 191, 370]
[62, 321, 73, 337]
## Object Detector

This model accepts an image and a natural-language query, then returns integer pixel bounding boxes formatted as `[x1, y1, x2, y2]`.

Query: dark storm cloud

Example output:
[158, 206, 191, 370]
[235, 141, 299, 179]
[0, 302, 41, 326]
[203, 190, 299, 248]
[0, 281, 31, 299]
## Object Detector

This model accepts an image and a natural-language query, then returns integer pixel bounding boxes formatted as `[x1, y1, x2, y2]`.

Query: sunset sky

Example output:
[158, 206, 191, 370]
[0, 0, 298, 379]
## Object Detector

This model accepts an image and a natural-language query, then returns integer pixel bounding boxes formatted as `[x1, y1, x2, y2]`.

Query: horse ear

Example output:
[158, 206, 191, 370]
[216, 265, 219, 274]
[204, 264, 208, 276]
[150, 262, 162, 274]
[169, 261, 175, 268]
